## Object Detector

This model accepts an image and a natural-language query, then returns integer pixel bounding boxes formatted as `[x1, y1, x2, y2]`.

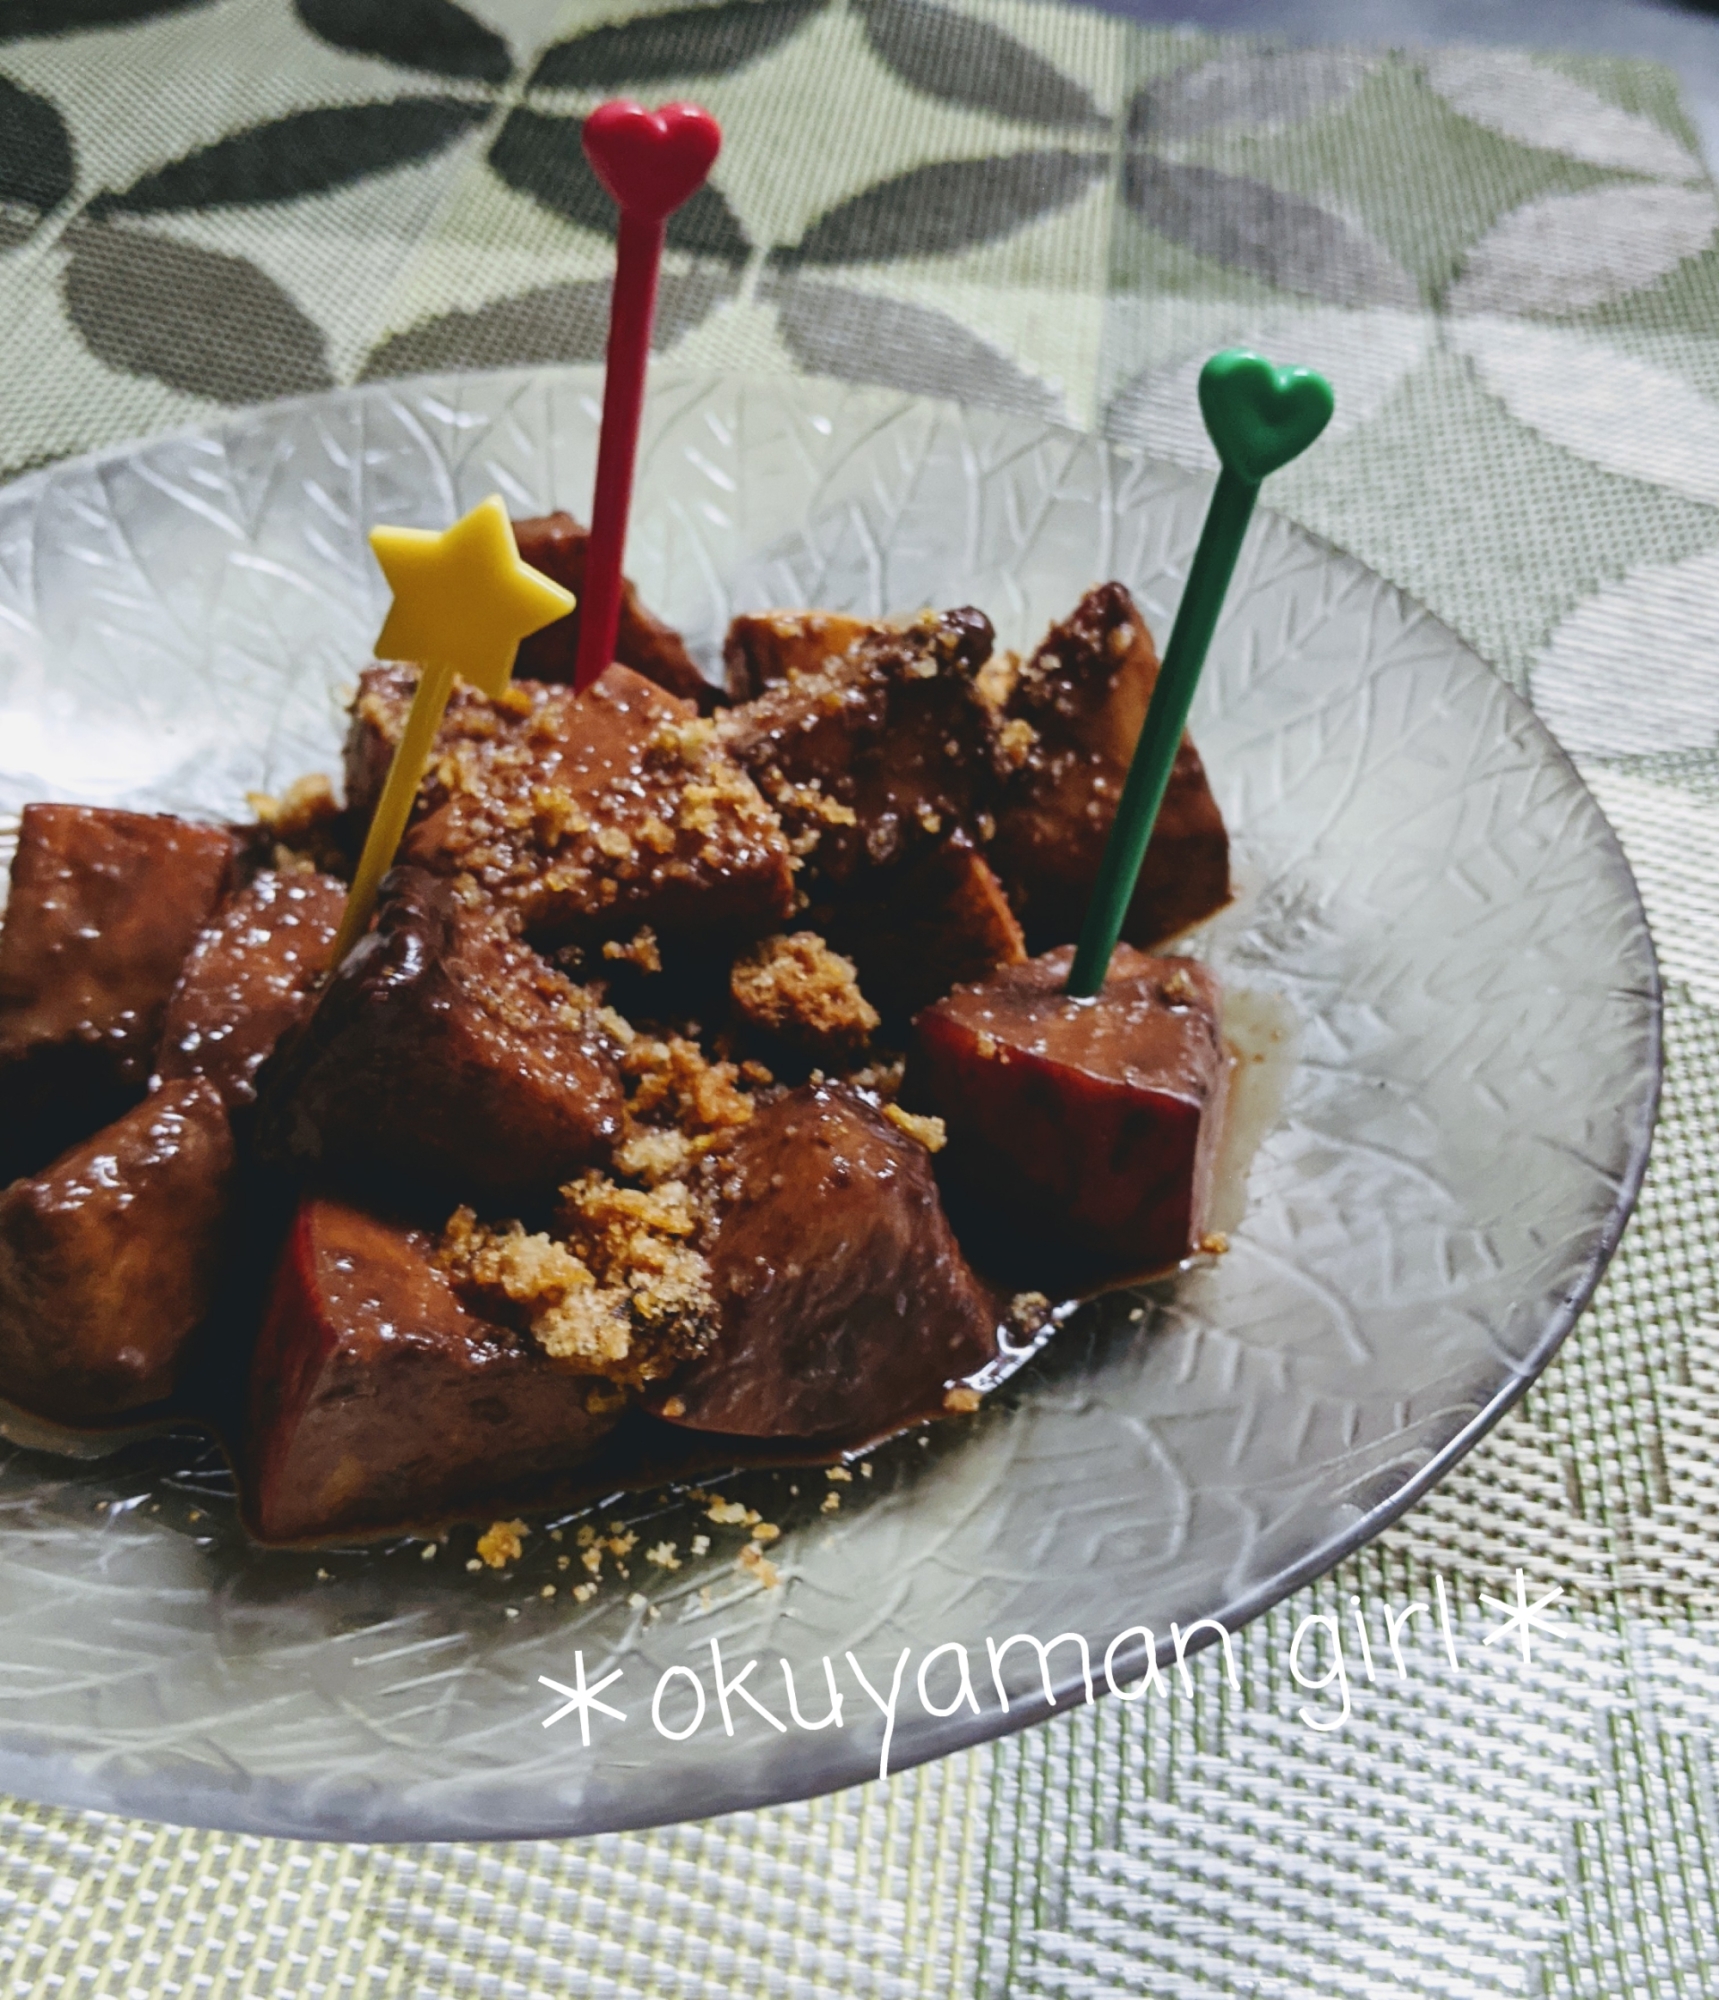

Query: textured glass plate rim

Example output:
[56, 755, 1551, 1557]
[0, 364, 1664, 1841]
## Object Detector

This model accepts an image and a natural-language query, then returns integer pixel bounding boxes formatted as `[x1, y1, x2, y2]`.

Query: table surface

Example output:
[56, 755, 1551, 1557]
[1, 1, 1718, 1995]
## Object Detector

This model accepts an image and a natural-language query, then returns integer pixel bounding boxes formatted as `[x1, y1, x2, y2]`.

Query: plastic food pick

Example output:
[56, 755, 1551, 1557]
[573, 98, 722, 694]
[330, 495, 575, 966]
[1066, 350, 1334, 998]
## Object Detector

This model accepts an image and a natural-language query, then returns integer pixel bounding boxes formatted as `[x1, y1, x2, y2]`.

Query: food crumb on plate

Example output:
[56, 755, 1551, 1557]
[739, 1543, 780, 1588]
[476, 1519, 528, 1568]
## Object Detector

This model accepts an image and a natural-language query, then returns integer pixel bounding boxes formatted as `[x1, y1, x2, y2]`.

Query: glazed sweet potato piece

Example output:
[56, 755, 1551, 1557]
[0, 1077, 235, 1424]
[257, 868, 624, 1199]
[344, 663, 794, 949]
[810, 834, 1026, 1024]
[717, 608, 1003, 894]
[245, 1196, 623, 1543]
[989, 584, 1229, 950]
[511, 510, 719, 711]
[644, 1083, 1000, 1439]
[156, 869, 347, 1111]
[722, 610, 874, 701]
[0, 805, 233, 1175]
[908, 944, 1230, 1274]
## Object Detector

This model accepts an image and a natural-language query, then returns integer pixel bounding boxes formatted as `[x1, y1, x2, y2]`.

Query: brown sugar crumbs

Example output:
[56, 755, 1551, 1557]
[352, 666, 792, 943]
[738, 1543, 780, 1588]
[435, 1000, 778, 1385]
[730, 931, 879, 1055]
[614, 1031, 759, 1185]
[882, 1104, 946, 1153]
[438, 1173, 715, 1383]
[601, 926, 662, 973]
[476, 1518, 527, 1568]
[244, 771, 347, 875]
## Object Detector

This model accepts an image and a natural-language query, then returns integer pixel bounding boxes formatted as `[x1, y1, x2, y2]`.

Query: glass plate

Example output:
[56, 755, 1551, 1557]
[0, 369, 1660, 1840]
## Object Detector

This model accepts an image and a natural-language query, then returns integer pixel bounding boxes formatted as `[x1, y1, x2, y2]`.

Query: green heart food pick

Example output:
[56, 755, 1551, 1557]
[1065, 349, 1335, 997]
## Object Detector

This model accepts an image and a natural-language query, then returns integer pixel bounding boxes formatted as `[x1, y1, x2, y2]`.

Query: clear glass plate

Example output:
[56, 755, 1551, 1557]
[0, 369, 1659, 1840]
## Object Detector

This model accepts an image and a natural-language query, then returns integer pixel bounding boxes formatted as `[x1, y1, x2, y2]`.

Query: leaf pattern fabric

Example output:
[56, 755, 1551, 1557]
[853, 0, 1104, 127]
[293, 0, 513, 83]
[61, 218, 334, 398]
[774, 150, 1104, 267]
[529, 0, 825, 88]
[4, 3, 1719, 1996]
[0, 72, 71, 235]
[91, 98, 492, 217]
[0, 0, 208, 37]
[1122, 153, 1419, 308]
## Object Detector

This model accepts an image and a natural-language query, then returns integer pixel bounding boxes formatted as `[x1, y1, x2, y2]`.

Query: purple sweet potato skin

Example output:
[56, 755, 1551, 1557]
[908, 945, 1229, 1274]
[990, 584, 1229, 951]
[246, 1197, 620, 1543]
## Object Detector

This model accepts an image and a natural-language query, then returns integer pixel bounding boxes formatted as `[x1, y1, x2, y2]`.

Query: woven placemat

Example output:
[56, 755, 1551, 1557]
[2, 1, 1718, 1991]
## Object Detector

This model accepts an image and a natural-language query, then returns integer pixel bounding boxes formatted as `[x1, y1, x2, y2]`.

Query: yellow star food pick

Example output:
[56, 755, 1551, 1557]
[369, 493, 573, 699]
[331, 495, 575, 965]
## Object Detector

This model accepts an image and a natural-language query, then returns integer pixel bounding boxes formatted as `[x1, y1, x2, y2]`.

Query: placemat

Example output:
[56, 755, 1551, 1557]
[1, 1, 1717, 1992]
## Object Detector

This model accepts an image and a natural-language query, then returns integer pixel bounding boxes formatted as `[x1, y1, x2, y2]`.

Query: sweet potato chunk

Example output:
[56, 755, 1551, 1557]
[718, 608, 1003, 894]
[722, 610, 874, 701]
[0, 1077, 235, 1424]
[245, 1197, 622, 1542]
[908, 944, 1229, 1274]
[511, 510, 719, 711]
[644, 1083, 1000, 1439]
[257, 868, 624, 1199]
[810, 834, 1026, 1024]
[989, 584, 1229, 950]
[156, 870, 346, 1110]
[0, 805, 233, 1175]
[345, 663, 794, 948]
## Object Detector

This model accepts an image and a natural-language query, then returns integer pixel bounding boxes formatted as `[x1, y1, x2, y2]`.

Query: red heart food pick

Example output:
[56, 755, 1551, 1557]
[574, 100, 723, 693]
[582, 100, 721, 222]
